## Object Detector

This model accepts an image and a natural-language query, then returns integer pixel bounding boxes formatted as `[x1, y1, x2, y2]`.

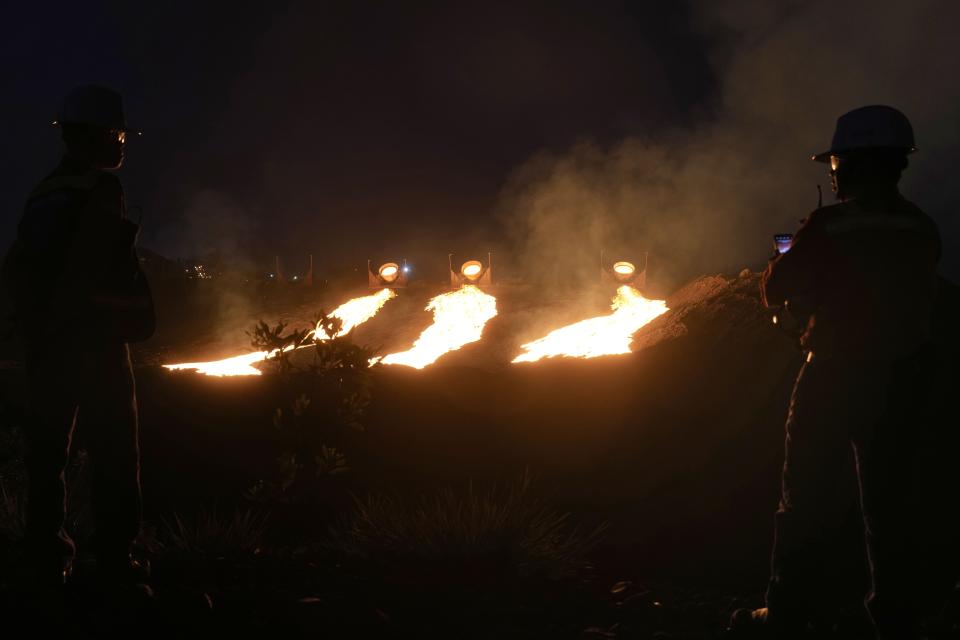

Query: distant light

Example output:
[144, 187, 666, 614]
[292, 275, 299, 281]
[402, 266, 411, 273]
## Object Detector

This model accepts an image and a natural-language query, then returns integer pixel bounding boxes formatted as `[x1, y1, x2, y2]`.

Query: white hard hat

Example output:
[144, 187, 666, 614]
[812, 105, 915, 162]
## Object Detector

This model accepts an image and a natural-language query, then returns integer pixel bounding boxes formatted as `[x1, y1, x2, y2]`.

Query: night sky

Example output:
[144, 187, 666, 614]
[3, 1, 958, 287]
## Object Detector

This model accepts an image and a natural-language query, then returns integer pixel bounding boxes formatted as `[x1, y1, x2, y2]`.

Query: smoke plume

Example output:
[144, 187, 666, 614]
[501, 0, 960, 291]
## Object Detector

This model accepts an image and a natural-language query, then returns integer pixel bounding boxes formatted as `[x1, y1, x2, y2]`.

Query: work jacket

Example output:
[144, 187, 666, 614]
[1, 156, 155, 344]
[761, 192, 940, 359]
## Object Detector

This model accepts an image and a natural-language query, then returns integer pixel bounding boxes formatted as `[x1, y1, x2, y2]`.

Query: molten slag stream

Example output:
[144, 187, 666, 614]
[381, 285, 497, 369]
[512, 286, 668, 363]
[164, 288, 396, 377]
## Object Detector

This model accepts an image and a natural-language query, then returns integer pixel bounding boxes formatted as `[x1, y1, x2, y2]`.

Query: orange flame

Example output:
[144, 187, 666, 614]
[310, 287, 396, 339]
[164, 288, 396, 377]
[162, 349, 280, 377]
[381, 285, 497, 369]
[512, 286, 667, 363]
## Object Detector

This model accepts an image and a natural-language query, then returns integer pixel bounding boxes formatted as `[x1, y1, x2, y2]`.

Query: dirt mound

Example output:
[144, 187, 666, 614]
[634, 270, 773, 352]
[131, 271, 804, 584]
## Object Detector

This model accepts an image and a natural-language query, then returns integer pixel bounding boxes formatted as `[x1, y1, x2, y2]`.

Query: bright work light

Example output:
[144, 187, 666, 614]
[461, 261, 484, 281]
[378, 262, 400, 283]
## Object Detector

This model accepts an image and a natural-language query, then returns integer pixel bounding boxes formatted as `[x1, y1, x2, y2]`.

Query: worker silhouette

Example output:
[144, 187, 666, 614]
[1, 85, 155, 590]
[730, 106, 947, 639]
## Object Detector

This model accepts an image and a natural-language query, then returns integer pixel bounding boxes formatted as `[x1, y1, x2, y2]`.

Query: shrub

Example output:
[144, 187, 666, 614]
[247, 312, 379, 503]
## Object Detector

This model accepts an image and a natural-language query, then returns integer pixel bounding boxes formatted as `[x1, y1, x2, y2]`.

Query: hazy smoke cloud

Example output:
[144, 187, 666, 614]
[502, 0, 960, 291]
[152, 189, 262, 335]
[155, 189, 261, 270]
[124, 2, 708, 282]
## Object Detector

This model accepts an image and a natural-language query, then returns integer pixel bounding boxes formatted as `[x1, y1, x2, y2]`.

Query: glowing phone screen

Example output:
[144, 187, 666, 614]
[774, 233, 794, 254]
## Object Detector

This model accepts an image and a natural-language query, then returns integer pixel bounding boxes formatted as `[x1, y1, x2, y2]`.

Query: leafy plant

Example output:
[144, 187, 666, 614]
[247, 310, 379, 503]
[247, 319, 310, 374]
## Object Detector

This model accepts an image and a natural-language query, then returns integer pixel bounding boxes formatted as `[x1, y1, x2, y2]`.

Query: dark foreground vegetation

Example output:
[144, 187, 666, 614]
[1, 273, 958, 637]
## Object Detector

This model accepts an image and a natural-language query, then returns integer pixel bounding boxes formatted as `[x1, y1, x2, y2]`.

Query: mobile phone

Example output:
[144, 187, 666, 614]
[773, 233, 794, 254]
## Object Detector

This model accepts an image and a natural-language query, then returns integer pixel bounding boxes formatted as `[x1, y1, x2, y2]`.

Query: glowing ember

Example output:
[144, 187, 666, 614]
[613, 261, 636, 276]
[511, 286, 668, 363]
[381, 285, 497, 369]
[164, 288, 396, 377]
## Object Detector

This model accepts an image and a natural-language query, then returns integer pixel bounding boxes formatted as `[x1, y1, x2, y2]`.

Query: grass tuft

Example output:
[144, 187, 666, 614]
[327, 470, 607, 580]
[161, 506, 269, 557]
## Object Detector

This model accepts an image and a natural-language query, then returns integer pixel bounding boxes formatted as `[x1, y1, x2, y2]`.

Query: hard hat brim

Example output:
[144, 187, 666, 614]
[810, 146, 917, 162]
[811, 150, 832, 163]
[52, 120, 142, 136]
